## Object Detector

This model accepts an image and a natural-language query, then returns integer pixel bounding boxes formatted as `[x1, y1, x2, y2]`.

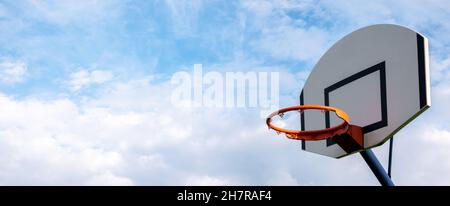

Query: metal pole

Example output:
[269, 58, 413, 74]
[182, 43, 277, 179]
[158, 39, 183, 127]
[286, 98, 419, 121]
[388, 137, 393, 177]
[360, 149, 395, 186]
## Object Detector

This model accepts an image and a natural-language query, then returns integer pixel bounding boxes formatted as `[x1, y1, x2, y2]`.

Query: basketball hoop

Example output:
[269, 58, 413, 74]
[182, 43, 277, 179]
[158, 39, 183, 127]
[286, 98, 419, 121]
[266, 105, 364, 153]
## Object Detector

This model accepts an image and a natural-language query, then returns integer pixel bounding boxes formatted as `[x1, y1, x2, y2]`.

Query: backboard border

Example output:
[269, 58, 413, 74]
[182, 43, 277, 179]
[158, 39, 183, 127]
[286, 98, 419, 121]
[324, 61, 388, 146]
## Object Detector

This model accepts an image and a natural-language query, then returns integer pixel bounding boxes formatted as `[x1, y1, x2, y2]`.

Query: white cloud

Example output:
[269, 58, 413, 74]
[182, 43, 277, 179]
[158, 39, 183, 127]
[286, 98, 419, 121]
[254, 26, 330, 61]
[164, 0, 203, 37]
[240, 0, 335, 62]
[431, 55, 450, 83]
[184, 175, 234, 186]
[391, 123, 450, 185]
[0, 73, 376, 185]
[3, 48, 450, 185]
[265, 170, 300, 186]
[0, 95, 130, 185]
[421, 127, 450, 145]
[0, 59, 27, 84]
[240, 0, 450, 64]
[68, 69, 113, 91]
[2, 62, 450, 185]
[84, 172, 134, 186]
[25, 0, 122, 26]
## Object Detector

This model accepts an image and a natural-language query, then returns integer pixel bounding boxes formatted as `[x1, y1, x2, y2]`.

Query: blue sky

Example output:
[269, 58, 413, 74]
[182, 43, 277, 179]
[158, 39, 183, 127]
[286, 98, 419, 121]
[0, 0, 450, 185]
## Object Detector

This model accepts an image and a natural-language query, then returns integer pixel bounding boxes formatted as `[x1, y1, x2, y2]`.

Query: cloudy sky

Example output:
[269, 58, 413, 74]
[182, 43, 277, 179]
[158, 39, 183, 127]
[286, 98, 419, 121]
[0, 0, 450, 185]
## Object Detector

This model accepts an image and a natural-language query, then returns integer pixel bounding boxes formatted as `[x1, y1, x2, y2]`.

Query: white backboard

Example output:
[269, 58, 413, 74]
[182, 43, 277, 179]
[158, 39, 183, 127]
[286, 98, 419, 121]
[300, 24, 430, 158]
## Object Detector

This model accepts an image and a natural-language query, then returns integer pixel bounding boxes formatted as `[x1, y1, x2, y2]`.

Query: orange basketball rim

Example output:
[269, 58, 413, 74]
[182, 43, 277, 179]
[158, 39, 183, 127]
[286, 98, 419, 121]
[266, 105, 364, 153]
